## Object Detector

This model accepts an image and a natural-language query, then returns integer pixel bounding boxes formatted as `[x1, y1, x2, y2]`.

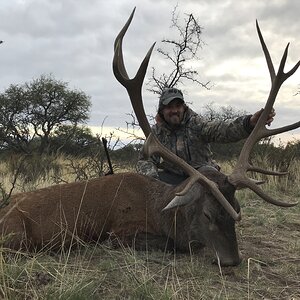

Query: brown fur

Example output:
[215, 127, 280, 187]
[0, 171, 241, 266]
[0, 173, 176, 250]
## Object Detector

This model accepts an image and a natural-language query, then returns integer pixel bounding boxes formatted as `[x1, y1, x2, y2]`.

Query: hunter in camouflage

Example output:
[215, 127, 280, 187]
[136, 87, 275, 184]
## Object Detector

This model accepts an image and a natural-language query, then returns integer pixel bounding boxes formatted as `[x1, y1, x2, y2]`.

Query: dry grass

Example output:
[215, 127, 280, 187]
[0, 156, 299, 299]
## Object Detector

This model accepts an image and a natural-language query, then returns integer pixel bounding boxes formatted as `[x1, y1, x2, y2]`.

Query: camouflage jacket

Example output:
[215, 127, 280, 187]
[136, 108, 253, 178]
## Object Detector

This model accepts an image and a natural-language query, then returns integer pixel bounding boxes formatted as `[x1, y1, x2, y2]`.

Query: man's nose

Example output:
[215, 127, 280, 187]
[170, 106, 178, 113]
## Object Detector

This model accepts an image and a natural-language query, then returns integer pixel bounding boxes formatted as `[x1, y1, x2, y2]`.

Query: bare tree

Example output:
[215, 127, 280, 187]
[147, 6, 211, 95]
[201, 102, 247, 122]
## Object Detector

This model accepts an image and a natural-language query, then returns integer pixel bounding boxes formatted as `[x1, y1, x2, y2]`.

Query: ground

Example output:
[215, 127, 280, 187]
[0, 189, 299, 299]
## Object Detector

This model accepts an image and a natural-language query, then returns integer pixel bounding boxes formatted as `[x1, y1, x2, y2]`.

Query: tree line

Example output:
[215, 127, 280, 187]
[0, 74, 299, 170]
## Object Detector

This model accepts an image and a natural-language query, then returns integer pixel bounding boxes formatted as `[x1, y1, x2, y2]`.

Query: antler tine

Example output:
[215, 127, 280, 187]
[228, 21, 299, 207]
[113, 8, 155, 137]
[113, 7, 135, 81]
[256, 20, 275, 82]
[113, 9, 241, 221]
[242, 180, 296, 207]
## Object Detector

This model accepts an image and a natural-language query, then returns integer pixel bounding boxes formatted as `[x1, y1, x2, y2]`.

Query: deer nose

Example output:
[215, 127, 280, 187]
[212, 250, 243, 267]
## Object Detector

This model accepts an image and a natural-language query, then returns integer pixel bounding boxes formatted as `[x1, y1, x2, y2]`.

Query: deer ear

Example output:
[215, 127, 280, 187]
[162, 184, 202, 211]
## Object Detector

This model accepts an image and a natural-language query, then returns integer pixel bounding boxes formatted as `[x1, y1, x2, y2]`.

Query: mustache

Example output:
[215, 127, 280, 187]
[169, 112, 180, 117]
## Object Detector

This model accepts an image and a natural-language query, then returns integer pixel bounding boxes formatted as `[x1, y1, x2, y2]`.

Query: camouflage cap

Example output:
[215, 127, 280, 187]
[159, 88, 184, 106]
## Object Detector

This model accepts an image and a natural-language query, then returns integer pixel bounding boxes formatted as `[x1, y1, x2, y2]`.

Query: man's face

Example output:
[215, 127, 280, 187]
[162, 99, 185, 127]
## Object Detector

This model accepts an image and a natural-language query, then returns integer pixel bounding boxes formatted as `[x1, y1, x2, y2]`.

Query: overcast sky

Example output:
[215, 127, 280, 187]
[0, 0, 299, 144]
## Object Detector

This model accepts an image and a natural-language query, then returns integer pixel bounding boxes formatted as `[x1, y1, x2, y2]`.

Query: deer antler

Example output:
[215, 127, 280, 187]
[228, 21, 300, 207]
[113, 8, 241, 221]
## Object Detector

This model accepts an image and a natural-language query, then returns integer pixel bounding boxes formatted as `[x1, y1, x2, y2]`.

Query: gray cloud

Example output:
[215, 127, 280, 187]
[0, 0, 299, 141]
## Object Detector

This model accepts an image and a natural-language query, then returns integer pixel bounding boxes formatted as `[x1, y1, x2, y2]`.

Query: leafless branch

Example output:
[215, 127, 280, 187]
[147, 6, 211, 95]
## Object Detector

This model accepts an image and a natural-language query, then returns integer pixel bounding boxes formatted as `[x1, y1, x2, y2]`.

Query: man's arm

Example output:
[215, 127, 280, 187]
[191, 108, 276, 144]
[191, 115, 251, 143]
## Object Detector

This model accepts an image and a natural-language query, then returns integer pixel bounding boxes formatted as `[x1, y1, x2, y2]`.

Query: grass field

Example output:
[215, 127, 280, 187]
[0, 157, 299, 299]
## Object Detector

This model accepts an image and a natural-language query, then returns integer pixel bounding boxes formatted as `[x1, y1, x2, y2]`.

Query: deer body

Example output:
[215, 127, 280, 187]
[0, 170, 241, 265]
[0, 173, 162, 249]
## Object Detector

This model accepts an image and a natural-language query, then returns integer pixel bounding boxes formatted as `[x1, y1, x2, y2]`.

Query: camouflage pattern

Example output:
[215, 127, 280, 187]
[136, 107, 252, 178]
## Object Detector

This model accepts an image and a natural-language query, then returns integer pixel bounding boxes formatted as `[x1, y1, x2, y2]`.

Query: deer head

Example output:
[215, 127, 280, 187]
[113, 8, 299, 223]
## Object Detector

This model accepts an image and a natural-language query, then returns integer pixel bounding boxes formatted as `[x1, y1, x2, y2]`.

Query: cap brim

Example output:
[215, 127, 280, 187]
[162, 96, 184, 106]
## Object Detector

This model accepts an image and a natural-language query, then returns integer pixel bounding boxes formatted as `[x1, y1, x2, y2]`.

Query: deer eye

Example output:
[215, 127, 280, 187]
[203, 211, 212, 222]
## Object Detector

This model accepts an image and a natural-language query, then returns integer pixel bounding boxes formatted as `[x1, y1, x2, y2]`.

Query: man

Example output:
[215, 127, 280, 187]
[136, 87, 275, 184]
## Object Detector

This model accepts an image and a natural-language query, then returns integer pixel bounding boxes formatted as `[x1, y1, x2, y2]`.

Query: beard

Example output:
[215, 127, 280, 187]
[166, 113, 182, 126]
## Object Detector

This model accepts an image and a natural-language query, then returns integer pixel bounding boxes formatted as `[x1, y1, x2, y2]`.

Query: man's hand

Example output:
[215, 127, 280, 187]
[250, 108, 276, 128]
